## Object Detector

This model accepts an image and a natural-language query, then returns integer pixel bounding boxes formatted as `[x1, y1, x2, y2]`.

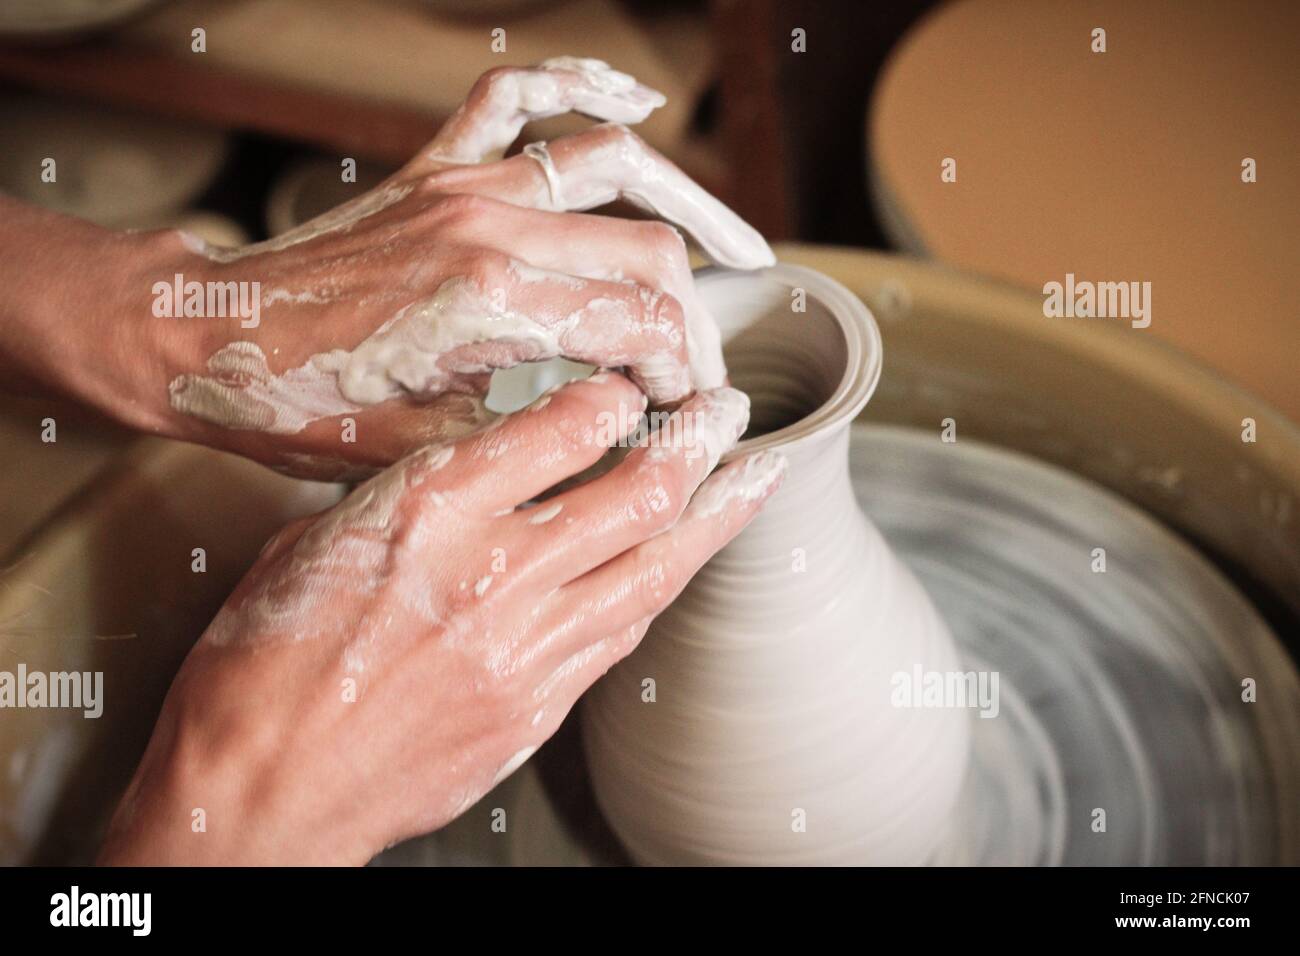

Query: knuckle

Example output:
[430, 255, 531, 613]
[258, 515, 311, 561]
[642, 221, 687, 261]
[599, 121, 642, 151]
[593, 374, 645, 414]
[577, 122, 646, 163]
[466, 246, 513, 286]
[541, 411, 594, 458]
[629, 459, 687, 530]
[475, 66, 519, 98]
[633, 284, 685, 350]
[411, 173, 449, 200]
[434, 191, 495, 230]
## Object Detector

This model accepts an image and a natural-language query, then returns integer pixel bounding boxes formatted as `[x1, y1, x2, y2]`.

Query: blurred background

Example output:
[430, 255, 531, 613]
[1, 0, 1294, 414]
[0, 0, 935, 244]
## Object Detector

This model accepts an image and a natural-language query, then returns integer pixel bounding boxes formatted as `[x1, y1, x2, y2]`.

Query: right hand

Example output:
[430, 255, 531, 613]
[98, 373, 786, 865]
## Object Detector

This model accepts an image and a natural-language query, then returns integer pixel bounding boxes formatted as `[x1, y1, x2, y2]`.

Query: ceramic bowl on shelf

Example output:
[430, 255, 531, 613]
[0, 94, 230, 228]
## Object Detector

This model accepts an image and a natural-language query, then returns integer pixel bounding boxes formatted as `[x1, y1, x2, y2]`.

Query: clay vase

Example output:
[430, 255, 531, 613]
[582, 263, 971, 865]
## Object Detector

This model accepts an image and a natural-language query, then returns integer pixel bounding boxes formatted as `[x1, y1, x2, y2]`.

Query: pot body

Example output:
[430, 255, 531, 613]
[582, 264, 971, 864]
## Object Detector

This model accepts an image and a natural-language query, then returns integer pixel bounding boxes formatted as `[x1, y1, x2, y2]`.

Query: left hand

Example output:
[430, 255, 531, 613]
[0, 59, 771, 481]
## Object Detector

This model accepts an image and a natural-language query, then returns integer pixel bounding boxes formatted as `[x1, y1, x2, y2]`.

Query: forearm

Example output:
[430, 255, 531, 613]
[0, 194, 198, 434]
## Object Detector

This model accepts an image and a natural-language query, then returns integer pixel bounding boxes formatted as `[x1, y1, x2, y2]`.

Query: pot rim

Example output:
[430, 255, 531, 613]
[694, 262, 883, 461]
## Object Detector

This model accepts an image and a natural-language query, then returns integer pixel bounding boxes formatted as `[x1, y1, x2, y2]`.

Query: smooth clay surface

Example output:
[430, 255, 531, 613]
[581, 265, 972, 865]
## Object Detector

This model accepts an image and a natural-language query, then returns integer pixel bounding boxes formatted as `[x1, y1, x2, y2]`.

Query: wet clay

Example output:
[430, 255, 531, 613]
[582, 265, 971, 864]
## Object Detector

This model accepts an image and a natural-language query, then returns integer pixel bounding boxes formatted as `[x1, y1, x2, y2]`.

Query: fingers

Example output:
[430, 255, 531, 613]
[415, 59, 666, 168]
[210, 374, 647, 649]
[503, 387, 750, 589]
[495, 260, 693, 404]
[431, 371, 647, 514]
[525, 616, 653, 737]
[268, 391, 496, 480]
[533, 449, 788, 675]
[468, 614, 654, 787]
[428, 122, 775, 271]
[334, 237, 693, 405]
[434, 200, 728, 389]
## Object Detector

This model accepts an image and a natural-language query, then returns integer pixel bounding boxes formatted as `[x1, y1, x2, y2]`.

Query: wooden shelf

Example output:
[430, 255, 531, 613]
[0, 0, 729, 178]
[0, 0, 802, 231]
[0, 42, 435, 165]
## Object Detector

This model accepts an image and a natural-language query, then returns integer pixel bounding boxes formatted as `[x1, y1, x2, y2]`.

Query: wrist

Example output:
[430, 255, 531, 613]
[0, 199, 219, 438]
[100, 680, 378, 866]
[65, 227, 218, 439]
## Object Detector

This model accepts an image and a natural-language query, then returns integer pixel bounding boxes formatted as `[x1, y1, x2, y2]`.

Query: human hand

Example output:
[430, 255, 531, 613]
[97, 373, 786, 864]
[0, 59, 771, 480]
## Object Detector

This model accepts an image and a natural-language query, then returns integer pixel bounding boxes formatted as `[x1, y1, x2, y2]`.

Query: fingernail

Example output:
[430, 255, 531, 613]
[631, 351, 691, 406]
[746, 449, 788, 496]
[691, 387, 750, 472]
[688, 449, 787, 520]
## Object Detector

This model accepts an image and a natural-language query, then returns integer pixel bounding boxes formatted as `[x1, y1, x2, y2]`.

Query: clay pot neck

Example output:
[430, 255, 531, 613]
[700, 424, 869, 619]
[696, 262, 881, 462]
[691, 262, 883, 608]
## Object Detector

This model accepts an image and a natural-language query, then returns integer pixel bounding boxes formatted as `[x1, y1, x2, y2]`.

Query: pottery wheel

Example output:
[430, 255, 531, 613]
[375, 424, 1300, 866]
